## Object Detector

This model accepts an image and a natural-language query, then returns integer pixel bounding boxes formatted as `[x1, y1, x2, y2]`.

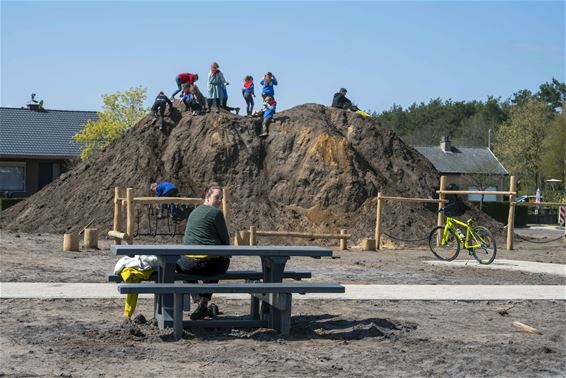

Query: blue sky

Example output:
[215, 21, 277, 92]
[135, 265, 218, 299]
[1, 1, 564, 112]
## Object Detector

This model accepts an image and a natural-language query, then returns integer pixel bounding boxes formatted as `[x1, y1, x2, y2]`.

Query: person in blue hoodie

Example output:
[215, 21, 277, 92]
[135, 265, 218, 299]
[150, 181, 179, 218]
[260, 72, 277, 97]
[259, 95, 276, 137]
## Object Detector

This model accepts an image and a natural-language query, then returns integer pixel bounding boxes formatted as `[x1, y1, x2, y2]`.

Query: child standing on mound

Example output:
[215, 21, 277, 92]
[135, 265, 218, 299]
[242, 75, 255, 116]
[207, 62, 228, 113]
[260, 94, 276, 137]
[260, 72, 277, 97]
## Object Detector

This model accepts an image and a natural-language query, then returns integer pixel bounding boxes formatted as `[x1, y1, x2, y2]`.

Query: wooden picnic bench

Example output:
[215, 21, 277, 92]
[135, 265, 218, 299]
[112, 245, 344, 337]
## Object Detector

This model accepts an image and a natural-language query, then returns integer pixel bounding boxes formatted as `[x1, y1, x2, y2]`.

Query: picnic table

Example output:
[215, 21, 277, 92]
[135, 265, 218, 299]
[112, 245, 343, 338]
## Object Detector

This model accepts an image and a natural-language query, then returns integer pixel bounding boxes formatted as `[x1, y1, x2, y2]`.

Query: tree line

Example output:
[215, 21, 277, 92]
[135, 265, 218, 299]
[372, 78, 566, 196]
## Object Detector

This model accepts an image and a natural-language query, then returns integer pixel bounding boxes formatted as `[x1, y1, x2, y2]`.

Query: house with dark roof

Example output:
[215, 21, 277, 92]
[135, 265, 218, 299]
[415, 136, 509, 201]
[0, 102, 97, 197]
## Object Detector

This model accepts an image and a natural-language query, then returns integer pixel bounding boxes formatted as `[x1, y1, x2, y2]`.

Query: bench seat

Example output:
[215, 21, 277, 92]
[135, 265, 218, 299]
[118, 282, 343, 295]
[107, 270, 311, 283]
[117, 282, 344, 339]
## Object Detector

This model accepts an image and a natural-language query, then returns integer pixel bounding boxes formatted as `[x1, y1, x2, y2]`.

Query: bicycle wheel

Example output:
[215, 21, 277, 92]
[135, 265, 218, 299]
[471, 226, 496, 265]
[428, 226, 460, 261]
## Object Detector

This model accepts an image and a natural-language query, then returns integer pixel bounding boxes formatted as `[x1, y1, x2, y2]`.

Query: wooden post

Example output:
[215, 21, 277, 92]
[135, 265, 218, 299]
[361, 239, 376, 251]
[249, 226, 257, 246]
[437, 176, 447, 227]
[113, 187, 122, 245]
[234, 231, 250, 246]
[375, 192, 383, 250]
[83, 228, 98, 249]
[340, 229, 347, 250]
[222, 187, 230, 241]
[63, 233, 79, 252]
[507, 176, 516, 251]
[126, 188, 133, 244]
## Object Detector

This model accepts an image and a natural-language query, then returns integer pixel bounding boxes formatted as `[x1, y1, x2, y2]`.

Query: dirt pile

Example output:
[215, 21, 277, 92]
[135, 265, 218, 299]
[1, 102, 442, 242]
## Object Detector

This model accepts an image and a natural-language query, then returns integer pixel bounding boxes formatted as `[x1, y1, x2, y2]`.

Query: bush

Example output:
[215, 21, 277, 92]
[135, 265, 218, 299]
[0, 198, 24, 211]
[472, 201, 528, 227]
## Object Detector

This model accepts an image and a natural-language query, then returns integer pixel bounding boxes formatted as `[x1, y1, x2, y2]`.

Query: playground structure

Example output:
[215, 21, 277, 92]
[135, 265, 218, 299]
[109, 176, 564, 249]
[108, 187, 230, 244]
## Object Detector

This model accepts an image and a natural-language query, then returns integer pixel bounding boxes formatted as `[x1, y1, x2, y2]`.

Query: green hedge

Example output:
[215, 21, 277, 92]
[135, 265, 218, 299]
[0, 198, 25, 211]
[471, 201, 528, 227]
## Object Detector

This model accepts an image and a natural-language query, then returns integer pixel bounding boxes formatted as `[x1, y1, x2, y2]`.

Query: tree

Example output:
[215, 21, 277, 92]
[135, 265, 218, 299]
[540, 103, 566, 182]
[73, 86, 147, 160]
[537, 78, 566, 112]
[493, 100, 552, 190]
[460, 160, 505, 210]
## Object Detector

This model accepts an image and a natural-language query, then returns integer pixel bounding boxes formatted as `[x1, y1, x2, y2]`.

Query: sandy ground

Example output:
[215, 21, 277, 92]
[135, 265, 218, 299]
[0, 229, 565, 377]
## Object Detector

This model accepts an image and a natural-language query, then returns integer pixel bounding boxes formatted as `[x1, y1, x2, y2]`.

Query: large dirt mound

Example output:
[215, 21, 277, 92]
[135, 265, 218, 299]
[1, 103, 442, 242]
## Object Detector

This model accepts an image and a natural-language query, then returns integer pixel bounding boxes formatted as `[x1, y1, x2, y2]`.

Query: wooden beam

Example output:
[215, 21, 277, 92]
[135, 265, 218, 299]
[437, 190, 514, 196]
[108, 230, 128, 240]
[340, 229, 348, 250]
[255, 231, 351, 239]
[113, 187, 122, 245]
[437, 176, 447, 229]
[379, 196, 447, 203]
[507, 176, 517, 251]
[512, 321, 542, 335]
[133, 197, 203, 205]
[126, 188, 133, 244]
[375, 192, 383, 250]
[222, 187, 230, 242]
[249, 226, 257, 246]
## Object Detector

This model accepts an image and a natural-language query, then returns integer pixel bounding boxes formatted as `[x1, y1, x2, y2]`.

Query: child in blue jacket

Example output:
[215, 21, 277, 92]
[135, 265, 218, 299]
[260, 72, 277, 97]
[260, 95, 276, 137]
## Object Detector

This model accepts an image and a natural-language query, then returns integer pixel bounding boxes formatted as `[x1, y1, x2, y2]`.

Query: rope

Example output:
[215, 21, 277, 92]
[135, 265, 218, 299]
[514, 233, 565, 244]
[382, 232, 429, 243]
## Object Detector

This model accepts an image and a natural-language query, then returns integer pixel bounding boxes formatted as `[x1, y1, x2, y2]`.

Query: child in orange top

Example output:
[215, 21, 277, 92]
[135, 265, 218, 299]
[242, 75, 255, 116]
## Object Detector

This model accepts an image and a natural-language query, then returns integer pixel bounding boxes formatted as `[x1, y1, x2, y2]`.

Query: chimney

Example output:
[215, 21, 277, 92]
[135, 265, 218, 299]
[26, 93, 44, 111]
[440, 136, 451, 152]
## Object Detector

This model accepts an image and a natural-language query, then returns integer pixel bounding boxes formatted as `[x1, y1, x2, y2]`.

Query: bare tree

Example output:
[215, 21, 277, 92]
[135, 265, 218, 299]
[460, 160, 505, 211]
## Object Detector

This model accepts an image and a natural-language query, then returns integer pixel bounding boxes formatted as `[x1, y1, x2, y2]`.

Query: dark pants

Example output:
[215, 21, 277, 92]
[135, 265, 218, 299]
[176, 256, 231, 300]
[160, 188, 179, 214]
[151, 102, 166, 118]
[207, 98, 221, 111]
[183, 97, 202, 112]
[243, 94, 254, 115]
[151, 102, 167, 129]
[171, 76, 184, 98]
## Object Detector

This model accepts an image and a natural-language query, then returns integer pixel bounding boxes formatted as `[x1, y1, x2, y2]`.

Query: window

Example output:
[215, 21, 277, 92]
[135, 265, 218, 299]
[0, 162, 26, 192]
[468, 186, 496, 202]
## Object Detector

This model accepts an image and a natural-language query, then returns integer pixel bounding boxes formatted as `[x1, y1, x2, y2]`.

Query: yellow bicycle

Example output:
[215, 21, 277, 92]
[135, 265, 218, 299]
[428, 207, 497, 264]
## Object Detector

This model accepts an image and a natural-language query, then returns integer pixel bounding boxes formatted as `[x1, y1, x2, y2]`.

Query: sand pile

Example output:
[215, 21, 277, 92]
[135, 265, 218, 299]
[1, 102, 443, 242]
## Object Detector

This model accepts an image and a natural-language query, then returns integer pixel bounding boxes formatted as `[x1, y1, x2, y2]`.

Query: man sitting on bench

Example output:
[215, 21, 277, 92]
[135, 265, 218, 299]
[176, 183, 230, 320]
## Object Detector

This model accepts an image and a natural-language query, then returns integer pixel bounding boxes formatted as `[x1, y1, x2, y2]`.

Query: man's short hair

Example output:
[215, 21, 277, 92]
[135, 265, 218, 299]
[203, 183, 222, 199]
[339, 88, 347, 94]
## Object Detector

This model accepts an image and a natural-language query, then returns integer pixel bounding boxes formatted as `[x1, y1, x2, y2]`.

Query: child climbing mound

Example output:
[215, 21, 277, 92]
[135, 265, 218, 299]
[260, 95, 276, 137]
